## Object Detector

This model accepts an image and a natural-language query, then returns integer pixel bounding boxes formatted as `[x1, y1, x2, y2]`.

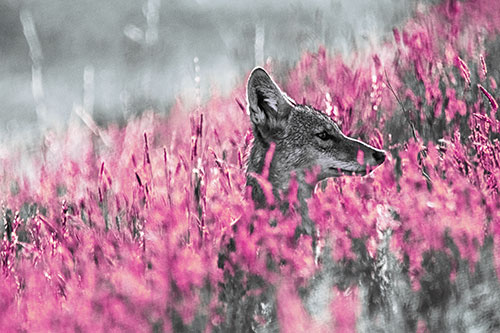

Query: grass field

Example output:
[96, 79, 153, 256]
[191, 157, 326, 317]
[1, 0, 500, 331]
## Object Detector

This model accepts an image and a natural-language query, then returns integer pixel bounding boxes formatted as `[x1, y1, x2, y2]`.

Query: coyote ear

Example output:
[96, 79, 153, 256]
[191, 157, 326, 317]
[246, 67, 294, 133]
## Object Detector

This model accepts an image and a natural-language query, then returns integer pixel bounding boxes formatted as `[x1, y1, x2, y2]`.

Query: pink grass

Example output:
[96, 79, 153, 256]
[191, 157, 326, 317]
[1, 0, 500, 331]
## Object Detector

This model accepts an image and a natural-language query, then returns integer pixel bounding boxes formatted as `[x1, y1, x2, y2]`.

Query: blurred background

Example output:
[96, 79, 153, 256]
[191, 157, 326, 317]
[0, 0, 425, 144]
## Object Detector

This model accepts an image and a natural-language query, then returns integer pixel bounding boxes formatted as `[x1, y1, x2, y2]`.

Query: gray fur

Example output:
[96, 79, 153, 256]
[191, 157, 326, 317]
[245, 67, 386, 217]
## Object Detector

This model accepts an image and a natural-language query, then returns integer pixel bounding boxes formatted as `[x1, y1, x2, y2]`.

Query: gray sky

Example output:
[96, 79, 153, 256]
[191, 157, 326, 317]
[0, 0, 419, 143]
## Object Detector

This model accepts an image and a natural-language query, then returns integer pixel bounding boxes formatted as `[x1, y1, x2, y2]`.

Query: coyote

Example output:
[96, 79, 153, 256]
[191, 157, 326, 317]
[246, 67, 386, 232]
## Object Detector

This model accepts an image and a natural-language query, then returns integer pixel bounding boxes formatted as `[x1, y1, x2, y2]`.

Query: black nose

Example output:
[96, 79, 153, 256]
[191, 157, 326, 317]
[373, 150, 386, 164]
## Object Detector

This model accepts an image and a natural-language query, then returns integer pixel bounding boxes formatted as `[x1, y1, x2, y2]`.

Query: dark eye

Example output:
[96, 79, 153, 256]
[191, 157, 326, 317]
[316, 131, 330, 141]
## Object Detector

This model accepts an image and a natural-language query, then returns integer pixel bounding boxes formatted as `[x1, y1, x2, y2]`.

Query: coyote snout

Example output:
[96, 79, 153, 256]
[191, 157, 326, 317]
[245, 67, 386, 209]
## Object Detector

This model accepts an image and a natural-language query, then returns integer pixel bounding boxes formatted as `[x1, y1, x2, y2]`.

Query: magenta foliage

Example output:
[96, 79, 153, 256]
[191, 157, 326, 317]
[1, 0, 500, 331]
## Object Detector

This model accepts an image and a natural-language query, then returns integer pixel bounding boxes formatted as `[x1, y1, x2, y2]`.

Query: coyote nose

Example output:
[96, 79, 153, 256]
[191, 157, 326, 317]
[373, 150, 386, 165]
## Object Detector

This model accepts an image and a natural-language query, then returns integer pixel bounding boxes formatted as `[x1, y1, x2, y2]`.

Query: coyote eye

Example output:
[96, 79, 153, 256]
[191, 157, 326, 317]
[316, 131, 341, 144]
[316, 131, 330, 141]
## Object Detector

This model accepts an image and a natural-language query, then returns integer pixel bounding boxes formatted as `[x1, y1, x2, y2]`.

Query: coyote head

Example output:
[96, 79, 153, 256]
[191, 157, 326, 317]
[246, 67, 386, 207]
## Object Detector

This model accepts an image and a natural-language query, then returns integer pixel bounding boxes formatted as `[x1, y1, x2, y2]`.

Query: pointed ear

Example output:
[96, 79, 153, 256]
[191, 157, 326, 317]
[246, 67, 294, 135]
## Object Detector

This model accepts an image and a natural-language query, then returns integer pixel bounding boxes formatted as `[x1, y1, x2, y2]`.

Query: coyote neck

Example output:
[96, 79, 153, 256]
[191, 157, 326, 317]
[246, 140, 315, 235]
[246, 139, 313, 210]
